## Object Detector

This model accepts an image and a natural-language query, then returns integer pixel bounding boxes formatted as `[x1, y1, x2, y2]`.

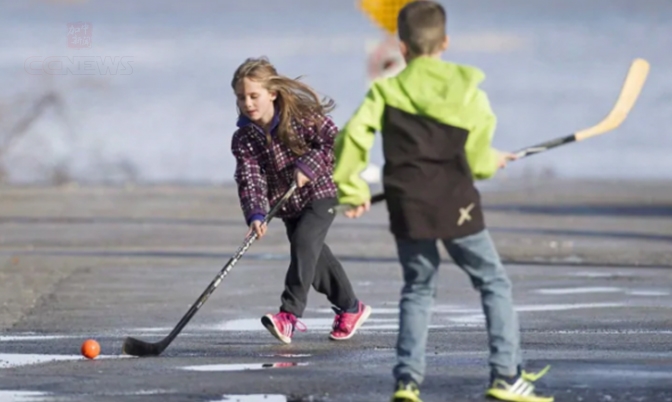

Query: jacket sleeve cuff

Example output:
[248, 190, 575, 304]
[246, 210, 266, 225]
[295, 160, 317, 181]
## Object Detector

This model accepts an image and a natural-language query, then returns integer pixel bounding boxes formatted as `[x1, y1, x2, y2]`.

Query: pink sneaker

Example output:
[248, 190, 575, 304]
[261, 312, 306, 344]
[329, 301, 372, 341]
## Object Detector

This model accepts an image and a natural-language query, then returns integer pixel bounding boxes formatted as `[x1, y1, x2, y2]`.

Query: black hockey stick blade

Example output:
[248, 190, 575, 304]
[122, 335, 169, 357]
[121, 183, 298, 357]
[337, 58, 649, 210]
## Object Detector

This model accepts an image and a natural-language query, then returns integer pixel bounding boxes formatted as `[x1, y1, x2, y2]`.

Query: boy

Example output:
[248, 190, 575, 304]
[332, 1, 553, 402]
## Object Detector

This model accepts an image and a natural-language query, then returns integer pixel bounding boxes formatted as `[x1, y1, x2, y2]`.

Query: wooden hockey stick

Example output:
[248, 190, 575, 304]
[333, 58, 650, 212]
[512, 58, 650, 159]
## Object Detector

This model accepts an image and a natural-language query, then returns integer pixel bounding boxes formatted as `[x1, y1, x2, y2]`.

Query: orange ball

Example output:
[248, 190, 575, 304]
[81, 339, 100, 359]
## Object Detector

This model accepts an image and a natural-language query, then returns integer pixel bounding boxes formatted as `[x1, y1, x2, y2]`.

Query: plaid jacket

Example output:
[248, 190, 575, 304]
[231, 112, 338, 224]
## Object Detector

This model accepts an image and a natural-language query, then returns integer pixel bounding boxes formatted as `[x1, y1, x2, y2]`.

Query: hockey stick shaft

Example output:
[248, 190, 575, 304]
[122, 182, 298, 357]
[335, 58, 649, 211]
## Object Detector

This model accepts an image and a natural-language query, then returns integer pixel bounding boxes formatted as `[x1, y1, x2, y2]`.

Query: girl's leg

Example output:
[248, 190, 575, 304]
[261, 205, 327, 344]
[261, 198, 370, 343]
[278, 198, 340, 316]
[313, 241, 371, 341]
[304, 200, 371, 340]
[311, 242, 357, 311]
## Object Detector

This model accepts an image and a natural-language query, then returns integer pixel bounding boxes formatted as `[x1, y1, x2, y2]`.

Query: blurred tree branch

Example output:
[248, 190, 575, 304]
[0, 91, 70, 182]
[0, 76, 112, 184]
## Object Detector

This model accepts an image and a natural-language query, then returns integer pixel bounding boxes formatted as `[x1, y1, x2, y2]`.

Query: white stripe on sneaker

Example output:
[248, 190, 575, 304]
[510, 379, 526, 394]
[509, 379, 535, 396]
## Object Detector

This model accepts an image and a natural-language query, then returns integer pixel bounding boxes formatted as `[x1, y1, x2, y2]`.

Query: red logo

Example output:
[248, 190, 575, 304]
[67, 22, 92, 49]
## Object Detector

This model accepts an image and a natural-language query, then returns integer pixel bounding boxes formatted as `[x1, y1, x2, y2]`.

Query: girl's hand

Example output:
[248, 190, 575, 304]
[294, 169, 311, 188]
[247, 220, 267, 239]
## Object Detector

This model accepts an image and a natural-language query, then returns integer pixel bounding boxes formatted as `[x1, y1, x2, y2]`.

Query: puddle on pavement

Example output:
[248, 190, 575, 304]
[0, 353, 128, 369]
[0, 354, 81, 368]
[535, 287, 623, 295]
[2, 390, 175, 401]
[182, 362, 308, 372]
[212, 317, 401, 331]
[627, 290, 670, 296]
[212, 395, 287, 402]
[214, 301, 628, 333]
[537, 286, 669, 297]
[260, 353, 312, 358]
[0, 391, 49, 401]
[448, 315, 485, 324]
[0, 334, 75, 342]
[551, 329, 672, 335]
[312, 305, 479, 315]
[583, 368, 672, 380]
[571, 271, 619, 278]
[214, 318, 330, 331]
[104, 389, 173, 397]
[126, 327, 174, 333]
[515, 302, 625, 312]
[185, 300, 635, 337]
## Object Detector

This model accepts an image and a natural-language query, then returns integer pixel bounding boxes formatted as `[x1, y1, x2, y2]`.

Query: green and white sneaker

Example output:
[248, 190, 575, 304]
[486, 365, 554, 402]
[390, 374, 422, 402]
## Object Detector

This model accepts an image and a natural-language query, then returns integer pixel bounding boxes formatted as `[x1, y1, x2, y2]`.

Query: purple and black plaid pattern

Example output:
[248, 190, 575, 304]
[231, 114, 338, 224]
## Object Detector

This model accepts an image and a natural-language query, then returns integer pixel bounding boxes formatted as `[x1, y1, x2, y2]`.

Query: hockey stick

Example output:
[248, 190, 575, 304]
[121, 182, 298, 357]
[333, 58, 650, 212]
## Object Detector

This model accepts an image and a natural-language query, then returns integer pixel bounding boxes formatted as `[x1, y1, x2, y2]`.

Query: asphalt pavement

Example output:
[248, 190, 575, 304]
[1, 180, 671, 401]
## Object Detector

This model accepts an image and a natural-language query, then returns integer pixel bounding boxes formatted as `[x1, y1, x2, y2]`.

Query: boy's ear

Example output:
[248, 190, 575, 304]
[398, 40, 409, 58]
[442, 35, 450, 51]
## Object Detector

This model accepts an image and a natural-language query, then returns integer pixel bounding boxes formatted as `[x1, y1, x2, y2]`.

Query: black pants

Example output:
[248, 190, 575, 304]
[279, 198, 357, 317]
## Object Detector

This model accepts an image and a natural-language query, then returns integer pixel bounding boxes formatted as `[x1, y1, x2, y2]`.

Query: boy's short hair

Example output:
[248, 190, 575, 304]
[397, 1, 447, 57]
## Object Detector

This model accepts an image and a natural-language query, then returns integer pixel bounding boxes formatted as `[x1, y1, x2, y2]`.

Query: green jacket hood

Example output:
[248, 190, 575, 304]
[391, 57, 486, 125]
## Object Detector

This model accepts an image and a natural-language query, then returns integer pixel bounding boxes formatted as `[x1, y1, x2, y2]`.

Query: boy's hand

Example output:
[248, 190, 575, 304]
[344, 201, 371, 219]
[496, 150, 518, 169]
[247, 220, 267, 239]
[294, 169, 311, 188]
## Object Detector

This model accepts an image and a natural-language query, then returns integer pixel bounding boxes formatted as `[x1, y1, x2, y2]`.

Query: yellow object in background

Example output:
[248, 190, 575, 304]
[358, 0, 416, 34]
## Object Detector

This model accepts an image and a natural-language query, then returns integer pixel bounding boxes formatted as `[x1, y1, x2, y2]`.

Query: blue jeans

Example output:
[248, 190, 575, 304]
[393, 229, 522, 383]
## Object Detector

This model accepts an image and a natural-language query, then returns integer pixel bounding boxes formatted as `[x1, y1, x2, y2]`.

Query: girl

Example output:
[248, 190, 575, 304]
[230, 57, 372, 344]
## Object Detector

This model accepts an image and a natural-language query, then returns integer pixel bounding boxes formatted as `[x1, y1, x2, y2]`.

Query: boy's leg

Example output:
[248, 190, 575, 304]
[441, 229, 522, 377]
[444, 230, 554, 401]
[392, 238, 440, 385]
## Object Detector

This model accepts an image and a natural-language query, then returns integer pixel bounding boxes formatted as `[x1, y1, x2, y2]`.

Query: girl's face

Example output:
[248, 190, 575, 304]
[235, 77, 277, 125]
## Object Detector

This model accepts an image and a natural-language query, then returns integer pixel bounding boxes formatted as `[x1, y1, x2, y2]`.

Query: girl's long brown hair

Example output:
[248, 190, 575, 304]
[231, 57, 336, 156]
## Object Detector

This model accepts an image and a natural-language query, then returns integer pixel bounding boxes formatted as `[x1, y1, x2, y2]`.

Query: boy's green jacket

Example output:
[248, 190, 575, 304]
[333, 56, 500, 240]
